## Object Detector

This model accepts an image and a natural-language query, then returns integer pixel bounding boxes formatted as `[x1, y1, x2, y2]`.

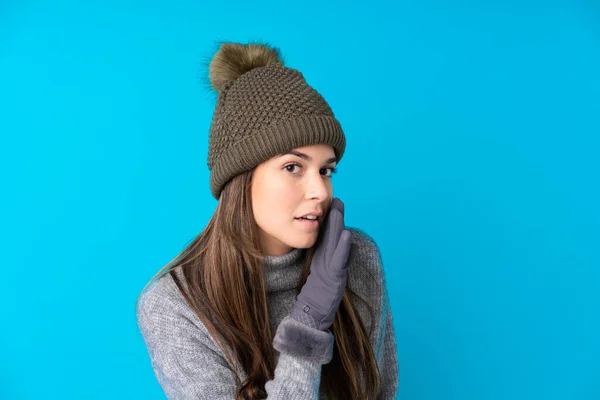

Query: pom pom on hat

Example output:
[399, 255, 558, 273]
[208, 42, 284, 91]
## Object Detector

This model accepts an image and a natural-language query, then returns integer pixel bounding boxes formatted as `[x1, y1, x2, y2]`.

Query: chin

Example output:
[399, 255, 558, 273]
[290, 235, 318, 249]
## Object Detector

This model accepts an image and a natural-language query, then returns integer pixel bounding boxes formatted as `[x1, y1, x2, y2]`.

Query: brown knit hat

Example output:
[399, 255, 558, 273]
[206, 42, 346, 200]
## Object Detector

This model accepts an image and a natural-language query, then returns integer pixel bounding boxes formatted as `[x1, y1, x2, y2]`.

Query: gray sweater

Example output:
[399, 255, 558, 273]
[136, 228, 399, 399]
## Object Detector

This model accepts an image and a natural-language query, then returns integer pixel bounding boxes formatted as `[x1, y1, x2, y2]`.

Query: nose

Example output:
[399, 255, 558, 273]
[304, 171, 330, 201]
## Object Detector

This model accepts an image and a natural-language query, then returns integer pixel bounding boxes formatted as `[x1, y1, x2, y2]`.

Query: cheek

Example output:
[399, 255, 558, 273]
[253, 173, 296, 222]
[266, 188, 296, 220]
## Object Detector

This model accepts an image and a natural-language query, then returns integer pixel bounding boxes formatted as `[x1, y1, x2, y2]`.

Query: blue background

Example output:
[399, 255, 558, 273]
[1, 0, 598, 399]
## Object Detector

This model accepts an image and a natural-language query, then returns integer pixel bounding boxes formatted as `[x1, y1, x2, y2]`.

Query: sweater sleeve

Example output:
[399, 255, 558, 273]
[365, 231, 399, 400]
[136, 286, 333, 400]
[377, 301, 399, 400]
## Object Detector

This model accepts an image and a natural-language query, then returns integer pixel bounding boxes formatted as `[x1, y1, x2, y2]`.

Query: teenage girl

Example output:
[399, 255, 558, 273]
[136, 42, 399, 400]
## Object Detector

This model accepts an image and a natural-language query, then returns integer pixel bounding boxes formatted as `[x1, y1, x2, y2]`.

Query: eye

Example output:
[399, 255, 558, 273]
[284, 164, 301, 173]
[284, 163, 338, 178]
[321, 167, 338, 177]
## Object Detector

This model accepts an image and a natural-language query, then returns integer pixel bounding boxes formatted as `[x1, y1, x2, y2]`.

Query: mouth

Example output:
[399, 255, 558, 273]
[294, 217, 320, 229]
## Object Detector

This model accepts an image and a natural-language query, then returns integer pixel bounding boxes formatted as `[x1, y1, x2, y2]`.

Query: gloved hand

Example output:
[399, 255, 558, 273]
[290, 197, 352, 331]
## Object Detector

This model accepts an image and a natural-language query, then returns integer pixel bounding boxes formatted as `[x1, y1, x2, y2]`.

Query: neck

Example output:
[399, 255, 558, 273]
[262, 247, 306, 292]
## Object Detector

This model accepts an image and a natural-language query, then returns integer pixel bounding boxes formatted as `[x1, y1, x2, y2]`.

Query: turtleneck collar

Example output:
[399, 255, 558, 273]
[262, 247, 306, 293]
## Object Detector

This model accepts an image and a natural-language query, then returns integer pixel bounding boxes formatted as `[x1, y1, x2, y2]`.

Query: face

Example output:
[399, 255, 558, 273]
[251, 144, 338, 256]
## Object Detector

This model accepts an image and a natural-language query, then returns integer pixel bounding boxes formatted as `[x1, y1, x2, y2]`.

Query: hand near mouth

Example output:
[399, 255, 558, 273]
[290, 197, 351, 331]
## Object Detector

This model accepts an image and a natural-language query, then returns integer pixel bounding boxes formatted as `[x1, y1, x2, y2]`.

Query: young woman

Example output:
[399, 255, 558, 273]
[136, 42, 399, 400]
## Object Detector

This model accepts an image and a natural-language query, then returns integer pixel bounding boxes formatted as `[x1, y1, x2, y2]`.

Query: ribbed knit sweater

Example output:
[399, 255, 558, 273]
[136, 227, 399, 399]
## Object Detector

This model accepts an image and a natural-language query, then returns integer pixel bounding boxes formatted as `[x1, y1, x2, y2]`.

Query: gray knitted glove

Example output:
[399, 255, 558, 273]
[290, 198, 351, 331]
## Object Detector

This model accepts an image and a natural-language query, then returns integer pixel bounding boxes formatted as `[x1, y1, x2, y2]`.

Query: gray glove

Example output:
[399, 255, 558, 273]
[290, 197, 352, 331]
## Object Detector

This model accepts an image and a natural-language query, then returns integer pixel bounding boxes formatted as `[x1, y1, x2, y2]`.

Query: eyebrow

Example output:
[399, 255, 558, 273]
[278, 150, 337, 164]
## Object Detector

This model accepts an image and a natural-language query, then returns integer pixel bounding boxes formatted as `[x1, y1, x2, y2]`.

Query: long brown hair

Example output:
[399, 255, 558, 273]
[136, 168, 382, 399]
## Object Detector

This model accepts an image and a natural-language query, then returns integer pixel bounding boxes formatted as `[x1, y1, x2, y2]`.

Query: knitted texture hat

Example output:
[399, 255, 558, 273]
[206, 42, 346, 200]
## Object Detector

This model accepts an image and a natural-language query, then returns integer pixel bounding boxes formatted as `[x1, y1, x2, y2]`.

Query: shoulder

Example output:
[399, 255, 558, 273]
[346, 226, 384, 280]
[135, 269, 238, 377]
[347, 226, 380, 252]
[345, 226, 387, 295]
[344, 227, 390, 335]
[135, 268, 216, 349]
[136, 268, 186, 320]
